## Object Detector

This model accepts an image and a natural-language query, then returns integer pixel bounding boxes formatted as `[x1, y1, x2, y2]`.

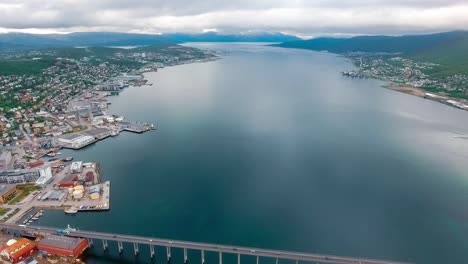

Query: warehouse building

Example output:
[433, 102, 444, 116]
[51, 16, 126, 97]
[58, 174, 78, 188]
[0, 238, 37, 263]
[58, 134, 95, 149]
[0, 184, 17, 203]
[37, 235, 88, 258]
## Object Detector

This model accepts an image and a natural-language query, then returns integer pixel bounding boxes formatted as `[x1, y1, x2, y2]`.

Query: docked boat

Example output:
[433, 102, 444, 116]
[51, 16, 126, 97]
[64, 206, 78, 214]
[63, 157, 74, 162]
[46, 151, 57, 157]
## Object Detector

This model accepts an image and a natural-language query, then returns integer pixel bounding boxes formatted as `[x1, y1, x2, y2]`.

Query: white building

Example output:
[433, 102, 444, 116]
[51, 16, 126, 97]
[58, 134, 95, 149]
[36, 167, 53, 185]
[71, 161, 83, 173]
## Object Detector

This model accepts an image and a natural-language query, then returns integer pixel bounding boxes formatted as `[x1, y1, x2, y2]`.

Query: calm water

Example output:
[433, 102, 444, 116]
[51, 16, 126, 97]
[35, 43, 468, 264]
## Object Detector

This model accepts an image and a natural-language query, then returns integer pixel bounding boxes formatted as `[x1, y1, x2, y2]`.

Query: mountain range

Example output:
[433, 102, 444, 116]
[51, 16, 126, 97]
[274, 31, 468, 75]
[0, 32, 301, 50]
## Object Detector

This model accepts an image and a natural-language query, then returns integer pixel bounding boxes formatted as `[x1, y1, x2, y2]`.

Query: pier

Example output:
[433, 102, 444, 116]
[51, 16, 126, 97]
[0, 223, 410, 264]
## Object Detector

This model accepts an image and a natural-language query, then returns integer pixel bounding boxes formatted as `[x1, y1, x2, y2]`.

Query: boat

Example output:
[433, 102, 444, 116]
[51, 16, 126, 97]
[64, 206, 78, 214]
[63, 157, 74, 162]
[46, 151, 57, 157]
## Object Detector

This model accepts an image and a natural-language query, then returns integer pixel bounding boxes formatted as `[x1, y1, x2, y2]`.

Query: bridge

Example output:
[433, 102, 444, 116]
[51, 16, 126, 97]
[0, 223, 409, 264]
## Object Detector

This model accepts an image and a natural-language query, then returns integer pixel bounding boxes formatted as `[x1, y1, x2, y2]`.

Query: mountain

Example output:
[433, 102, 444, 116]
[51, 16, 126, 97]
[274, 31, 468, 75]
[163, 32, 301, 43]
[0, 32, 300, 50]
[274, 31, 468, 54]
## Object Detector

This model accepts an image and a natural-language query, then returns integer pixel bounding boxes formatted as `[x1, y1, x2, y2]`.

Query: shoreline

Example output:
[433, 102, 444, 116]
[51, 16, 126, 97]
[381, 83, 468, 111]
[1, 54, 220, 224]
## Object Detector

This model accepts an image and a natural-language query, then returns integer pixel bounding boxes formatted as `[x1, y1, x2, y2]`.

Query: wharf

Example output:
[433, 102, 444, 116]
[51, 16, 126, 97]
[5, 163, 111, 224]
[118, 121, 154, 133]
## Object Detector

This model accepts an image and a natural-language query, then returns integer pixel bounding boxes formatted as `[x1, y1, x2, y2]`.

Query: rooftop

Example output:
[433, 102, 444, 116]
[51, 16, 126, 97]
[0, 184, 16, 196]
[39, 235, 84, 250]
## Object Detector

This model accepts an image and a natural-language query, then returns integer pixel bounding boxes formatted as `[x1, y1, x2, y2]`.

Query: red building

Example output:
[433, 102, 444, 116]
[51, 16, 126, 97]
[27, 161, 44, 169]
[38, 235, 88, 258]
[1, 238, 37, 263]
[58, 174, 78, 188]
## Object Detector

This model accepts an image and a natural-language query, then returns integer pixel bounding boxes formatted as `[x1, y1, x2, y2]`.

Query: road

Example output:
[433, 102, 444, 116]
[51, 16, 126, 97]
[0, 223, 409, 264]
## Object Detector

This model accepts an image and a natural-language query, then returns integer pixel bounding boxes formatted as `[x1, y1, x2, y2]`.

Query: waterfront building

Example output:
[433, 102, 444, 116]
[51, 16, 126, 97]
[58, 174, 78, 188]
[0, 184, 17, 203]
[70, 161, 83, 173]
[58, 134, 95, 149]
[37, 235, 88, 258]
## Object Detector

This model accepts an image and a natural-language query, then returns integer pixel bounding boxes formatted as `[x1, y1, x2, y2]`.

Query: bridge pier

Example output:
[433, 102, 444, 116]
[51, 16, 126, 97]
[256, 256, 259, 264]
[88, 238, 93, 247]
[150, 244, 155, 259]
[201, 250, 205, 264]
[237, 253, 240, 264]
[275, 258, 278, 264]
[184, 248, 188, 263]
[102, 240, 108, 251]
[219, 252, 222, 264]
[166, 246, 171, 261]
[134, 243, 139, 255]
[118, 241, 123, 254]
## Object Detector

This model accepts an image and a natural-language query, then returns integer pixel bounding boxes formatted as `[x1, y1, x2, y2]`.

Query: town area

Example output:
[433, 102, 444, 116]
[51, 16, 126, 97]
[341, 54, 468, 111]
[0, 45, 218, 263]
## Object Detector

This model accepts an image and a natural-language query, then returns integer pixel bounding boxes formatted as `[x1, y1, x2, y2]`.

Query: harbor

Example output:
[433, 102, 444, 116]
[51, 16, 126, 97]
[1, 161, 111, 225]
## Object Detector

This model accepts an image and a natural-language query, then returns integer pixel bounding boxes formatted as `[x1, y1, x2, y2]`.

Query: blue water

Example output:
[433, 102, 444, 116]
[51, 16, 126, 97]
[35, 43, 468, 264]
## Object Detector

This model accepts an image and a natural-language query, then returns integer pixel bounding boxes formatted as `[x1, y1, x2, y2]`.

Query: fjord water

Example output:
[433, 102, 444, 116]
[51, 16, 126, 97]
[36, 43, 468, 264]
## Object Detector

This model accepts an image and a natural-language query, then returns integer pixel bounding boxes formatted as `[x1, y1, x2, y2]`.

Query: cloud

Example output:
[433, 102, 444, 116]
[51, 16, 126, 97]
[0, 0, 467, 35]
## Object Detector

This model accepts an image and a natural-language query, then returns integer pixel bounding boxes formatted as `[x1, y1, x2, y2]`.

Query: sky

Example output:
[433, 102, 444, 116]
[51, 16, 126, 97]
[1, 0, 468, 36]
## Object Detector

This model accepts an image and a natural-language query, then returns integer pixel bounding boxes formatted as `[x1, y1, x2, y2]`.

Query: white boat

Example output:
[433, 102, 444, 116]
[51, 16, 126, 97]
[64, 206, 78, 214]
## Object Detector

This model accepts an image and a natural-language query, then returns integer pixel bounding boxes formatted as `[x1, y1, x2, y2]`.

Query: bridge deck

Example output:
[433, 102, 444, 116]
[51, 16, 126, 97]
[0, 223, 409, 264]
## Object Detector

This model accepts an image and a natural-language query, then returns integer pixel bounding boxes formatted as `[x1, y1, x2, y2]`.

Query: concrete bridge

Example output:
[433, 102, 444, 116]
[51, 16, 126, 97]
[0, 223, 409, 264]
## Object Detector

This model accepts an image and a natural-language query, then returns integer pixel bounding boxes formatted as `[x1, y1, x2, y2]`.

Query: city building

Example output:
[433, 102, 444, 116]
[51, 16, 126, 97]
[37, 235, 88, 258]
[0, 184, 17, 203]
[0, 169, 40, 184]
[35, 167, 53, 186]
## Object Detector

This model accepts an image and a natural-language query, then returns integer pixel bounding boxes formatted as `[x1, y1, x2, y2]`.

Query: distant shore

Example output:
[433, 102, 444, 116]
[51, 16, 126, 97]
[382, 84, 468, 111]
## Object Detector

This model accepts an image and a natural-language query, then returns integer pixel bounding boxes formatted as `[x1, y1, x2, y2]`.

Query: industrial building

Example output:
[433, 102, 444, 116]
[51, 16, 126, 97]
[58, 174, 78, 188]
[37, 235, 88, 258]
[0, 184, 17, 203]
[39, 190, 66, 201]
[58, 134, 95, 149]
[0, 238, 37, 263]
[89, 184, 100, 200]
[84, 128, 112, 140]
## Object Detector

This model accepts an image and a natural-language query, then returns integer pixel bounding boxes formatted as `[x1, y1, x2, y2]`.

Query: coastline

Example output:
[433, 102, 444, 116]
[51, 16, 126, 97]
[1, 53, 220, 223]
[381, 83, 468, 111]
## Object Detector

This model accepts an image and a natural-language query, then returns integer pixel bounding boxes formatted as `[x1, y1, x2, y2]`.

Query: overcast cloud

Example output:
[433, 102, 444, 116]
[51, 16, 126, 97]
[0, 0, 467, 36]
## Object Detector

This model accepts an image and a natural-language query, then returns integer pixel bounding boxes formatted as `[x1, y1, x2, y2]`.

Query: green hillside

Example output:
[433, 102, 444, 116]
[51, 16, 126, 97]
[275, 31, 468, 75]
